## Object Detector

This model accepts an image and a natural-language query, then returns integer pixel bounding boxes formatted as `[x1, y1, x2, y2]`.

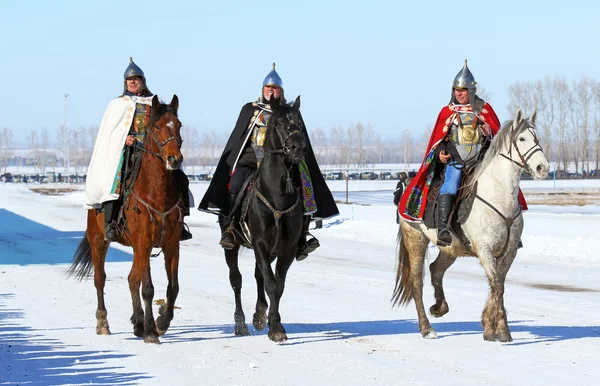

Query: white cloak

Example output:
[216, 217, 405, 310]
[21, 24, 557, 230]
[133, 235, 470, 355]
[84, 95, 155, 209]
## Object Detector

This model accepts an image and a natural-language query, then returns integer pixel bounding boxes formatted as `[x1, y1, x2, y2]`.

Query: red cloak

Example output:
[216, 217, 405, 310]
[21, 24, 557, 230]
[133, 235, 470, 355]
[398, 103, 527, 222]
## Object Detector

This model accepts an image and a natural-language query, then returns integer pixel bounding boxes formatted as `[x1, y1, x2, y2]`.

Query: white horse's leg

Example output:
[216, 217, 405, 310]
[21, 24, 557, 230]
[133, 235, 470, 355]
[429, 251, 458, 318]
[400, 222, 437, 338]
[479, 248, 517, 342]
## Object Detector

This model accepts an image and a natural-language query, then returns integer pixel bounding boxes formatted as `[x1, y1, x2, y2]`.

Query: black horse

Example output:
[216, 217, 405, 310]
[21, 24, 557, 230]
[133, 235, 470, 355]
[224, 95, 306, 342]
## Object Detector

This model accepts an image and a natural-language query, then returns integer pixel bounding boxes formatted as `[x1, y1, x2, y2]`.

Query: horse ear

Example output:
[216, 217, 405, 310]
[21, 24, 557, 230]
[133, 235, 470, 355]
[152, 95, 160, 110]
[529, 109, 537, 124]
[292, 95, 301, 110]
[514, 108, 523, 127]
[170, 94, 179, 113]
[269, 95, 279, 109]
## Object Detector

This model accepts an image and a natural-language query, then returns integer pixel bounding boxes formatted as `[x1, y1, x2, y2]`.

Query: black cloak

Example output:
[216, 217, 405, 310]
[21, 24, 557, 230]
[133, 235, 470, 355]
[198, 101, 339, 220]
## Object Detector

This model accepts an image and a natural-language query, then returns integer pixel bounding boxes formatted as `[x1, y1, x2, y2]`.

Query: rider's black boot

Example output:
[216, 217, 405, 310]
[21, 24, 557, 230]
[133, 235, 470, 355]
[297, 216, 320, 261]
[436, 194, 455, 247]
[180, 223, 193, 241]
[103, 200, 119, 242]
[219, 194, 237, 250]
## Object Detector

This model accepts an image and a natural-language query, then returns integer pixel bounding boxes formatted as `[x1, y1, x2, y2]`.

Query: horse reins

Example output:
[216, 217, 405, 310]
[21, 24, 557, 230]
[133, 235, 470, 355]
[499, 126, 543, 175]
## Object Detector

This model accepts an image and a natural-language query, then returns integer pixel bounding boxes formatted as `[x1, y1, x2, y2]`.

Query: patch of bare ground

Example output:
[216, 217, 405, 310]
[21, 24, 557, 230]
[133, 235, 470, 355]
[29, 187, 80, 196]
[521, 188, 600, 206]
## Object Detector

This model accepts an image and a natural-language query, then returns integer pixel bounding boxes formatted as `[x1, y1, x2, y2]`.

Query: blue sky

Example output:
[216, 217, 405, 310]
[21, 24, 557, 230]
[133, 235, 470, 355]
[1, 0, 599, 146]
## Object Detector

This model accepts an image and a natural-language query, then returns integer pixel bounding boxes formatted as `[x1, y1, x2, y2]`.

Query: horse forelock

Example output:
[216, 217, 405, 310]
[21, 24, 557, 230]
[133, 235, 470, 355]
[463, 117, 532, 190]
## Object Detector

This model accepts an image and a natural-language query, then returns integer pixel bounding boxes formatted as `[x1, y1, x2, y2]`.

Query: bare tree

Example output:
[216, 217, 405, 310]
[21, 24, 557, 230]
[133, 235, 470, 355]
[553, 78, 571, 172]
[537, 78, 555, 162]
[309, 126, 327, 164]
[27, 129, 40, 172]
[592, 80, 600, 171]
[571, 78, 593, 174]
[0, 127, 14, 174]
[507, 81, 534, 116]
[40, 127, 49, 173]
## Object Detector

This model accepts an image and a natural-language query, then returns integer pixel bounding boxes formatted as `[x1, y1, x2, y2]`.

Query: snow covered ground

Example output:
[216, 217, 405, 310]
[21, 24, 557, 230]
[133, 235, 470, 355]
[1, 180, 599, 385]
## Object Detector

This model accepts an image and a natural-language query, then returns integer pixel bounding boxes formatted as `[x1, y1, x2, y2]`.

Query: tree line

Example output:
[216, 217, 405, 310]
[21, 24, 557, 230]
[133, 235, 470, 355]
[508, 76, 600, 174]
[2, 76, 599, 175]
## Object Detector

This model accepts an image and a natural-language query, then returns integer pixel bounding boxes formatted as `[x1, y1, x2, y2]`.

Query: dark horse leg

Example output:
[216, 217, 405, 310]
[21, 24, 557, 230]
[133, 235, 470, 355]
[480, 249, 517, 342]
[156, 243, 180, 336]
[128, 245, 159, 343]
[252, 261, 268, 331]
[429, 251, 458, 318]
[254, 242, 294, 342]
[89, 214, 111, 335]
[224, 246, 250, 336]
[69, 212, 111, 336]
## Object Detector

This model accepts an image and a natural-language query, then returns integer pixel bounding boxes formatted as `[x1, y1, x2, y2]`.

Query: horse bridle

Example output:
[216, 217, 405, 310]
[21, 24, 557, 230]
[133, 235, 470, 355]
[265, 112, 304, 156]
[134, 108, 182, 161]
[500, 124, 543, 174]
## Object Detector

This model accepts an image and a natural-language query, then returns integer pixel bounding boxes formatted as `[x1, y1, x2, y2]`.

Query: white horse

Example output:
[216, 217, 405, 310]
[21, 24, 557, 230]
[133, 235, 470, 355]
[392, 109, 550, 342]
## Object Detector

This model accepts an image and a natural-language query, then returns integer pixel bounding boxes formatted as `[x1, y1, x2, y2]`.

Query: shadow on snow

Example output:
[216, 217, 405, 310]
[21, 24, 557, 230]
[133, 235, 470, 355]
[0, 293, 150, 385]
[0, 209, 131, 265]
[160, 318, 600, 346]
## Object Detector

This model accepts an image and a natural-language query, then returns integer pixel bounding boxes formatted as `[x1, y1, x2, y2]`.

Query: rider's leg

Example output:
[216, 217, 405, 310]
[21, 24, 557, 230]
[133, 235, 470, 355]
[103, 200, 119, 241]
[219, 166, 253, 250]
[437, 162, 462, 247]
[174, 169, 193, 241]
[296, 215, 320, 261]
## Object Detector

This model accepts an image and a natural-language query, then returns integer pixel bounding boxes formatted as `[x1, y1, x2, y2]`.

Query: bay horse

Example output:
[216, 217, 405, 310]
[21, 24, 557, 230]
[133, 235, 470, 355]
[69, 95, 184, 344]
[392, 109, 549, 342]
[225, 96, 306, 342]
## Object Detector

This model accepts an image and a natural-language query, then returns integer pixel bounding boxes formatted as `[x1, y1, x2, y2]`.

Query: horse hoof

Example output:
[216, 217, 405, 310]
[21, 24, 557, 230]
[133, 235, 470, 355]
[497, 332, 513, 342]
[235, 323, 250, 336]
[429, 302, 449, 318]
[156, 316, 170, 336]
[422, 329, 438, 339]
[133, 325, 144, 338]
[268, 331, 288, 342]
[96, 327, 111, 335]
[144, 335, 160, 344]
[483, 331, 498, 341]
[252, 313, 267, 331]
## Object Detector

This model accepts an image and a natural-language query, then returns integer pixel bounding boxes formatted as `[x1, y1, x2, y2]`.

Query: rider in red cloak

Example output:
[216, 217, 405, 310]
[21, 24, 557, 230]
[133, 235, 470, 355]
[398, 60, 527, 245]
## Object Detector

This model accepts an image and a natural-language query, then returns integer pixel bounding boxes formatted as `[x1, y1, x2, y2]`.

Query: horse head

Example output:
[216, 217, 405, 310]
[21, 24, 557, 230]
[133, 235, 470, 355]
[146, 95, 183, 170]
[266, 95, 307, 164]
[507, 109, 549, 179]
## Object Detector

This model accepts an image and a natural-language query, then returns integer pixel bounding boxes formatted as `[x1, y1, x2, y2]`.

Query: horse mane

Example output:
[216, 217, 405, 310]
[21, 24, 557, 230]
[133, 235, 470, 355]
[462, 117, 532, 193]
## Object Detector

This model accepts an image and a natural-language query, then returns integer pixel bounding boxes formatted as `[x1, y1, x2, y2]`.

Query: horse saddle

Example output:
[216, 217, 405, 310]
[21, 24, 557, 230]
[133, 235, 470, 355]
[423, 174, 478, 248]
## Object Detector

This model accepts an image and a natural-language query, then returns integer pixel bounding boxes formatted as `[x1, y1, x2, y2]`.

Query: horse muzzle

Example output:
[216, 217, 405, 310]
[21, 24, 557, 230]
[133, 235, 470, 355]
[532, 162, 549, 180]
[166, 155, 183, 170]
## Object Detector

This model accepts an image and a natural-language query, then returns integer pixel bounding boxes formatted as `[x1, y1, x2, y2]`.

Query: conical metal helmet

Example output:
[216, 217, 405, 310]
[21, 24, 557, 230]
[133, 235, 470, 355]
[262, 63, 283, 88]
[124, 57, 145, 80]
[453, 59, 476, 89]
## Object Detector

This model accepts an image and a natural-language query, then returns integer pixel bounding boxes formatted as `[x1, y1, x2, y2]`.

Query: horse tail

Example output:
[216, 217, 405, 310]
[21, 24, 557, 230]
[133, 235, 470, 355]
[67, 232, 94, 281]
[391, 223, 414, 307]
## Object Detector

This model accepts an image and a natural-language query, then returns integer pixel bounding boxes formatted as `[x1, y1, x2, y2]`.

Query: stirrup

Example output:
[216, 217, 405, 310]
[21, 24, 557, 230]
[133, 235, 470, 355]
[219, 229, 236, 250]
[436, 228, 452, 247]
[104, 223, 119, 242]
[180, 223, 192, 241]
[297, 234, 320, 261]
